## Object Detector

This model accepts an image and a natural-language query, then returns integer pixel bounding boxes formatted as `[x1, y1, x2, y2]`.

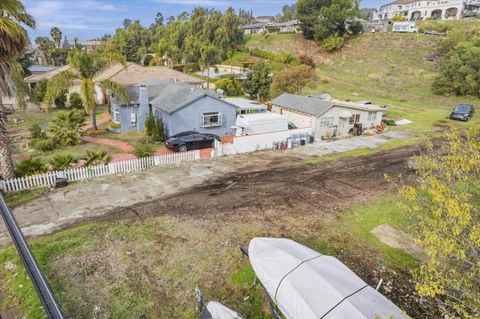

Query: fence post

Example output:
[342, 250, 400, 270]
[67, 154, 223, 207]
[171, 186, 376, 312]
[0, 180, 6, 192]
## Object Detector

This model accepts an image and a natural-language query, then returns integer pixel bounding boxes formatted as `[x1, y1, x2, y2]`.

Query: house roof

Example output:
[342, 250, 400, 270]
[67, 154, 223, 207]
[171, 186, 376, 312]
[272, 93, 333, 116]
[275, 19, 299, 27]
[224, 98, 266, 110]
[24, 62, 204, 86]
[272, 93, 384, 117]
[240, 22, 266, 29]
[28, 65, 58, 73]
[150, 80, 236, 114]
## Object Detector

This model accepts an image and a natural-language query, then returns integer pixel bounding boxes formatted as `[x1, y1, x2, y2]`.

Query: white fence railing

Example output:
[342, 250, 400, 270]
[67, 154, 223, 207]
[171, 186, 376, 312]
[0, 150, 200, 193]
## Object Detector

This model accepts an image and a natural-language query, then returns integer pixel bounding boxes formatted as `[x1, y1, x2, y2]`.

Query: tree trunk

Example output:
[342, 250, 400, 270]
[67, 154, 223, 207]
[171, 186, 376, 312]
[91, 109, 97, 131]
[207, 64, 210, 90]
[0, 103, 15, 180]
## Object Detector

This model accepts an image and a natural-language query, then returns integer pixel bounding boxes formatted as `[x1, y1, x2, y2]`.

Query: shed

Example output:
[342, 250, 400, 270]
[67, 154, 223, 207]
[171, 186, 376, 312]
[235, 112, 288, 135]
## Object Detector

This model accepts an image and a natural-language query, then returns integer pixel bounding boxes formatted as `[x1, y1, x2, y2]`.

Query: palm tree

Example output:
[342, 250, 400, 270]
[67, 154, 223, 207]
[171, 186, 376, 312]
[44, 51, 129, 130]
[0, 0, 35, 180]
[50, 26, 62, 48]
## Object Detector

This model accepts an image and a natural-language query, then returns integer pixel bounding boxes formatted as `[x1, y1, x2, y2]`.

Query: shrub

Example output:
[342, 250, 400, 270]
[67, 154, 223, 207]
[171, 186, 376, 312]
[15, 157, 48, 177]
[249, 48, 276, 60]
[274, 53, 298, 65]
[32, 79, 48, 104]
[107, 121, 121, 129]
[215, 78, 243, 96]
[31, 138, 57, 152]
[144, 111, 156, 137]
[152, 117, 166, 142]
[298, 55, 315, 67]
[84, 149, 111, 166]
[417, 20, 452, 33]
[49, 153, 75, 171]
[50, 110, 86, 146]
[29, 124, 46, 139]
[349, 21, 364, 36]
[69, 92, 83, 109]
[133, 143, 155, 158]
[54, 94, 67, 109]
[321, 35, 345, 52]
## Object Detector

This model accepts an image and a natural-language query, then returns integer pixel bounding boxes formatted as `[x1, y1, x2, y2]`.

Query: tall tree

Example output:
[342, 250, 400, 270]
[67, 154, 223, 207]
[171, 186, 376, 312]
[271, 65, 318, 97]
[34, 36, 55, 64]
[200, 44, 219, 90]
[44, 51, 130, 130]
[244, 62, 272, 102]
[50, 26, 62, 48]
[0, 0, 35, 179]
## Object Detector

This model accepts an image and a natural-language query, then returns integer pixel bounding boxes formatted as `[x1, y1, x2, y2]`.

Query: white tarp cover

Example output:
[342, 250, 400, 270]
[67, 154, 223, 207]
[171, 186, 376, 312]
[249, 238, 408, 319]
[201, 301, 244, 319]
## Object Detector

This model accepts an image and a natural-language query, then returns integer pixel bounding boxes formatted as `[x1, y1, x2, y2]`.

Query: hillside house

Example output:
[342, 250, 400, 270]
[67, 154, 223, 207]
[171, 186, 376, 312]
[240, 20, 301, 34]
[271, 93, 385, 140]
[110, 79, 238, 137]
[375, 0, 480, 21]
[240, 22, 267, 34]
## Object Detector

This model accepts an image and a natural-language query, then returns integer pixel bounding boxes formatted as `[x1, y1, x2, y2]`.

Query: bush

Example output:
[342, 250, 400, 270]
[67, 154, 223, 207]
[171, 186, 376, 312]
[69, 92, 83, 109]
[54, 94, 67, 109]
[144, 111, 156, 136]
[32, 79, 48, 104]
[349, 21, 364, 36]
[31, 138, 57, 152]
[417, 20, 453, 33]
[215, 78, 243, 96]
[50, 110, 86, 146]
[249, 48, 276, 60]
[152, 117, 166, 142]
[49, 153, 75, 171]
[29, 124, 46, 139]
[298, 54, 315, 67]
[133, 143, 155, 158]
[107, 121, 121, 129]
[15, 157, 48, 177]
[84, 149, 111, 166]
[274, 53, 298, 65]
[321, 35, 345, 52]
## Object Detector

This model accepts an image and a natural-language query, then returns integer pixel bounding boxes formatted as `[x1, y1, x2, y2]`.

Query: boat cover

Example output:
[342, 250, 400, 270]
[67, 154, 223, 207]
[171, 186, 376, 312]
[248, 238, 408, 319]
[200, 301, 244, 319]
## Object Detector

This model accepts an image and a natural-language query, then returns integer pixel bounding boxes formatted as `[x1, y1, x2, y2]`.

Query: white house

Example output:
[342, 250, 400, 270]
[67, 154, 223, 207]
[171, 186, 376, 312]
[240, 20, 301, 35]
[271, 93, 385, 140]
[375, 0, 480, 21]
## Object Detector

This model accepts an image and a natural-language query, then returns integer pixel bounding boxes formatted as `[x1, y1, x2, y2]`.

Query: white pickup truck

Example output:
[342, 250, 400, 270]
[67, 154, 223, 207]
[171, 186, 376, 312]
[392, 22, 419, 33]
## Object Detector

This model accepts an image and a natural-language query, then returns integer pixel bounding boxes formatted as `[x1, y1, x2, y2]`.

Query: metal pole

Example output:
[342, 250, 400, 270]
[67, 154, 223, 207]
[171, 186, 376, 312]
[0, 194, 66, 319]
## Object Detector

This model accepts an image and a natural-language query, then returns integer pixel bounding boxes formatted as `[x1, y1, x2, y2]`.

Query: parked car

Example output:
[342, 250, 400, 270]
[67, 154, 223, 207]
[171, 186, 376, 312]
[166, 131, 220, 152]
[449, 104, 475, 122]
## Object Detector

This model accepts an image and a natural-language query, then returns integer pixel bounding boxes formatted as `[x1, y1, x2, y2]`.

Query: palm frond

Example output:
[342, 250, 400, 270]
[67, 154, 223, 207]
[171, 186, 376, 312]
[80, 79, 97, 114]
[44, 70, 77, 111]
[10, 61, 31, 110]
[99, 79, 129, 104]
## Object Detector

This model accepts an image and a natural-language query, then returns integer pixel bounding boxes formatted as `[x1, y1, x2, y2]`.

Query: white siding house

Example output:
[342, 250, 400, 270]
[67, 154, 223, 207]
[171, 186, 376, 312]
[271, 93, 384, 140]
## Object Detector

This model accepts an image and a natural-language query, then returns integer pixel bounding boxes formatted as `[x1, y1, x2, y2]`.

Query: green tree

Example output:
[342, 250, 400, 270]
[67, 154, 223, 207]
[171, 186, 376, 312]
[144, 111, 156, 136]
[50, 26, 62, 48]
[432, 36, 480, 98]
[400, 128, 480, 318]
[32, 79, 48, 104]
[69, 92, 83, 109]
[0, 0, 35, 179]
[271, 65, 318, 97]
[44, 50, 129, 130]
[216, 77, 243, 96]
[200, 44, 220, 90]
[49, 110, 85, 146]
[34, 36, 55, 65]
[244, 62, 272, 102]
[152, 117, 166, 142]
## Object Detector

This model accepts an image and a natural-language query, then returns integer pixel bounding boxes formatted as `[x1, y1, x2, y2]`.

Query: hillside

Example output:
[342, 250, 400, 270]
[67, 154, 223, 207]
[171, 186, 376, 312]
[245, 32, 480, 138]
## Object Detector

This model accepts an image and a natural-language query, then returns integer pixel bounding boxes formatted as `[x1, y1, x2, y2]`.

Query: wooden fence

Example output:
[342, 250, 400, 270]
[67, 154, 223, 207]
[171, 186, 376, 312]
[0, 150, 200, 193]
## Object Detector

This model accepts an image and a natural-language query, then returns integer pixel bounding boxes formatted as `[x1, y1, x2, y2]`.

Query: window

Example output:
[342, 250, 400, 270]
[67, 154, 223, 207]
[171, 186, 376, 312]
[201, 112, 222, 127]
[349, 114, 361, 125]
[319, 117, 334, 127]
[112, 109, 120, 123]
[368, 112, 377, 121]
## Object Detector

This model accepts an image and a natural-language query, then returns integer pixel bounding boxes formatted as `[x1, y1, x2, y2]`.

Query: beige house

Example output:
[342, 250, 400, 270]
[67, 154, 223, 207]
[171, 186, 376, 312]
[271, 93, 385, 140]
[24, 62, 204, 106]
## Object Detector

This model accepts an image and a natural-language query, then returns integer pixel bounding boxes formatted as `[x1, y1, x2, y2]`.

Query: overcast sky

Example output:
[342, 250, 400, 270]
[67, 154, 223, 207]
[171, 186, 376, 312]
[24, 0, 385, 40]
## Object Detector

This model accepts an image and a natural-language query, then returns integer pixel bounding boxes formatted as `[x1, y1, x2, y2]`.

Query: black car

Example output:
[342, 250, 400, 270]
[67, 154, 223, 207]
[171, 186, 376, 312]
[166, 131, 220, 152]
[450, 104, 475, 122]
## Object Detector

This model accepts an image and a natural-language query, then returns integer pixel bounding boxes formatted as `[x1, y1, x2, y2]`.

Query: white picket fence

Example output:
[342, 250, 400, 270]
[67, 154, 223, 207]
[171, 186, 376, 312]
[0, 150, 200, 193]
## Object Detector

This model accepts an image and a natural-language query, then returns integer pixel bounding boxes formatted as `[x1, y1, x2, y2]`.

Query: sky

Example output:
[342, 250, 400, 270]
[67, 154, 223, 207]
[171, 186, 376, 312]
[24, 0, 386, 41]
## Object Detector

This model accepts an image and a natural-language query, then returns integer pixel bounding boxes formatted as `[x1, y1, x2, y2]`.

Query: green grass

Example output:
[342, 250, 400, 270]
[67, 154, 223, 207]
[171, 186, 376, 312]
[3, 189, 48, 208]
[306, 147, 372, 164]
[340, 195, 417, 269]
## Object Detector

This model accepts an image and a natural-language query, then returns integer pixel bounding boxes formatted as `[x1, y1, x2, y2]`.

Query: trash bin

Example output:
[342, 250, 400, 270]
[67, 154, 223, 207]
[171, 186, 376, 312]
[300, 139, 306, 146]
[55, 177, 68, 188]
[308, 135, 315, 143]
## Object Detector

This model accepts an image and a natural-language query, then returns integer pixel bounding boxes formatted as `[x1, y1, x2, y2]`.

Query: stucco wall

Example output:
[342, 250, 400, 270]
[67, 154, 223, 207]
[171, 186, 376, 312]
[155, 95, 237, 137]
[271, 105, 314, 128]
[111, 87, 149, 132]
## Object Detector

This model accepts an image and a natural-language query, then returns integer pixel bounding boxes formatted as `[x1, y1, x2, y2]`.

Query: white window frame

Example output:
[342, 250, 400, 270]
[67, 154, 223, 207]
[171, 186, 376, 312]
[349, 114, 361, 125]
[201, 112, 223, 128]
[319, 116, 334, 127]
[112, 109, 121, 124]
[368, 112, 377, 121]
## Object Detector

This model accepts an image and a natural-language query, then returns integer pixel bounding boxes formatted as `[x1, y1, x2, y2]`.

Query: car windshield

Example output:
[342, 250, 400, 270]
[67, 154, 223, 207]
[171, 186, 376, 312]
[455, 105, 471, 113]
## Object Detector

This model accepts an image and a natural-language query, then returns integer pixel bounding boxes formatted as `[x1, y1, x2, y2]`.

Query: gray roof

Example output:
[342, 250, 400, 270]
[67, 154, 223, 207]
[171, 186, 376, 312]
[271, 93, 333, 116]
[150, 80, 233, 114]
[240, 22, 266, 30]
[28, 65, 58, 73]
[276, 19, 299, 27]
[124, 79, 171, 105]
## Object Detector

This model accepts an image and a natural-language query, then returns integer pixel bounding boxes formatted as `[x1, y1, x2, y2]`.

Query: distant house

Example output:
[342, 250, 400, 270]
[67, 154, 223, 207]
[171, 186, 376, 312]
[275, 20, 301, 33]
[111, 79, 239, 137]
[255, 16, 275, 23]
[375, 0, 479, 21]
[25, 62, 204, 106]
[224, 98, 267, 114]
[271, 93, 384, 140]
[240, 22, 267, 34]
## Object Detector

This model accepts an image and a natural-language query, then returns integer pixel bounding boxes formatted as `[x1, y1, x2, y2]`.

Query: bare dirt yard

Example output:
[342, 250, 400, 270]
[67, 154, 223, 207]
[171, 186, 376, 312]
[0, 135, 439, 318]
